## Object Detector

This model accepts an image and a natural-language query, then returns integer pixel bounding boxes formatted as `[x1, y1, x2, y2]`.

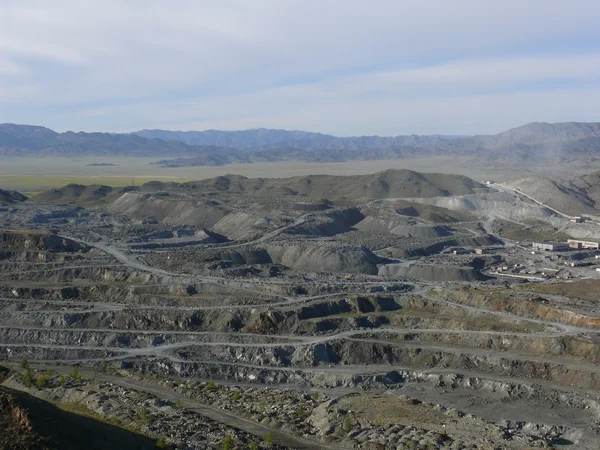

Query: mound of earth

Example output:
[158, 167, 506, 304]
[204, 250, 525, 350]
[379, 263, 486, 281]
[286, 208, 365, 236]
[30, 184, 138, 207]
[355, 217, 451, 238]
[264, 241, 381, 274]
[111, 193, 272, 240]
[110, 192, 229, 228]
[0, 189, 27, 205]
[390, 199, 477, 222]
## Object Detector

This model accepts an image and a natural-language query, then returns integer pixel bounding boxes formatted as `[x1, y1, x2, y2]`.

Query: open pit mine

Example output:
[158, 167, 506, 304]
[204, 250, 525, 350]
[2, 169, 600, 449]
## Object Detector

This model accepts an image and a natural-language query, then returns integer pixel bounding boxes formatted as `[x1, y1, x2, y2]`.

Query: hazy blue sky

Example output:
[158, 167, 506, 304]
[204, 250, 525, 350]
[1, 0, 599, 135]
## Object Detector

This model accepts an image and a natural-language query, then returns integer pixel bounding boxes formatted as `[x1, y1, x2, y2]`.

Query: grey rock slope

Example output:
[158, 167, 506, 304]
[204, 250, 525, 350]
[507, 170, 600, 215]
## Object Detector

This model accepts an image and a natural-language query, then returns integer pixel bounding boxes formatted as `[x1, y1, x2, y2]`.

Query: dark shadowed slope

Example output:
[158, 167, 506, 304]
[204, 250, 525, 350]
[0, 376, 156, 450]
[0, 189, 27, 205]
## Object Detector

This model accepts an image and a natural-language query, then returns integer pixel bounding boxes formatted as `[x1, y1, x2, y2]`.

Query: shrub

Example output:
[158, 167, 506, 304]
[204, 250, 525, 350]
[36, 375, 47, 389]
[70, 366, 83, 382]
[205, 380, 217, 391]
[20, 357, 29, 370]
[264, 432, 273, 446]
[155, 436, 168, 449]
[140, 406, 150, 424]
[296, 404, 304, 420]
[232, 391, 241, 401]
[21, 369, 33, 388]
[222, 435, 233, 450]
[343, 414, 352, 432]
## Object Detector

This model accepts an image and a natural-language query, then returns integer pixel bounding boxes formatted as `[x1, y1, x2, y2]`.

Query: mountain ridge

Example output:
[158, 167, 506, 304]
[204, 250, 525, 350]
[2, 122, 600, 167]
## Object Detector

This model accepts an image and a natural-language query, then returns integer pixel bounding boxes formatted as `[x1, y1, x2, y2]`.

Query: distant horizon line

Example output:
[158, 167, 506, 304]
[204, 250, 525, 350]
[1, 120, 599, 138]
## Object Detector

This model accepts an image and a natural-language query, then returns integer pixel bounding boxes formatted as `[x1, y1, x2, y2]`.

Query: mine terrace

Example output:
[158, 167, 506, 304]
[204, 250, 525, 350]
[2, 168, 600, 449]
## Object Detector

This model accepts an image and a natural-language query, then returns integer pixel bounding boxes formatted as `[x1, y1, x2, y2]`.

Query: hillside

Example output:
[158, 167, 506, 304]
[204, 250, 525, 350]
[506, 170, 600, 215]
[159, 169, 484, 201]
[0, 189, 27, 205]
[30, 184, 139, 206]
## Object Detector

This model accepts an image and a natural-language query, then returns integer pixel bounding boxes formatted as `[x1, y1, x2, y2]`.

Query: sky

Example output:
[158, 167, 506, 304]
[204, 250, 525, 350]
[1, 0, 599, 136]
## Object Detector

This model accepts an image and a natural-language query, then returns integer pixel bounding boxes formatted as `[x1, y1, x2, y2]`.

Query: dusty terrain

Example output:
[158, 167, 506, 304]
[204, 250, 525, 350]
[1, 168, 600, 449]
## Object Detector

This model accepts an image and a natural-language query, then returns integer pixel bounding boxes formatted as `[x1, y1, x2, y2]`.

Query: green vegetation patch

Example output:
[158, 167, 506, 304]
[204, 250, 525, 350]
[339, 393, 446, 427]
[519, 279, 600, 303]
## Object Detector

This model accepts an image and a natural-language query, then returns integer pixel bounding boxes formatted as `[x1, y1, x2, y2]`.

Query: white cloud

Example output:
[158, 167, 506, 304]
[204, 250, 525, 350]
[1, 0, 599, 133]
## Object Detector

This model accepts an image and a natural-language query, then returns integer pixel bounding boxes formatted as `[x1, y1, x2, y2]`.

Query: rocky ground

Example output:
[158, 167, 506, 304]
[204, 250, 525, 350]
[1, 172, 600, 448]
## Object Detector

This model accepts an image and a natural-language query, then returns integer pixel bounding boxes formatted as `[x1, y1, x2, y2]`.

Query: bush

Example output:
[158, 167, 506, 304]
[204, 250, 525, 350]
[343, 414, 352, 432]
[296, 404, 304, 420]
[205, 380, 217, 391]
[248, 441, 258, 450]
[140, 406, 150, 424]
[70, 366, 83, 382]
[155, 436, 168, 449]
[20, 357, 29, 370]
[222, 435, 233, 450]
[21, 369, 33, 388]
[58, 375, 65, 386]
[264, 432, 273, 446]
[36, 375, 47, 389]
[232, 391, 241, 401]
[312, 392, 319, 401]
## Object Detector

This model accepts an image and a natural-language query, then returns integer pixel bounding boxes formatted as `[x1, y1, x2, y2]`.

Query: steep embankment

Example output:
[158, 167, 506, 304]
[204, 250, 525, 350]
[0, 384, 156, 450]
[0, 230, 89, 253]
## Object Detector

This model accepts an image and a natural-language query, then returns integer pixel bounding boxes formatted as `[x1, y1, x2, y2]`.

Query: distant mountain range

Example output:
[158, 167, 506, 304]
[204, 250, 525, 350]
[2, 122, 600, 168]
[133, 128, 460, 151]
[0, 123, 226, 157]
